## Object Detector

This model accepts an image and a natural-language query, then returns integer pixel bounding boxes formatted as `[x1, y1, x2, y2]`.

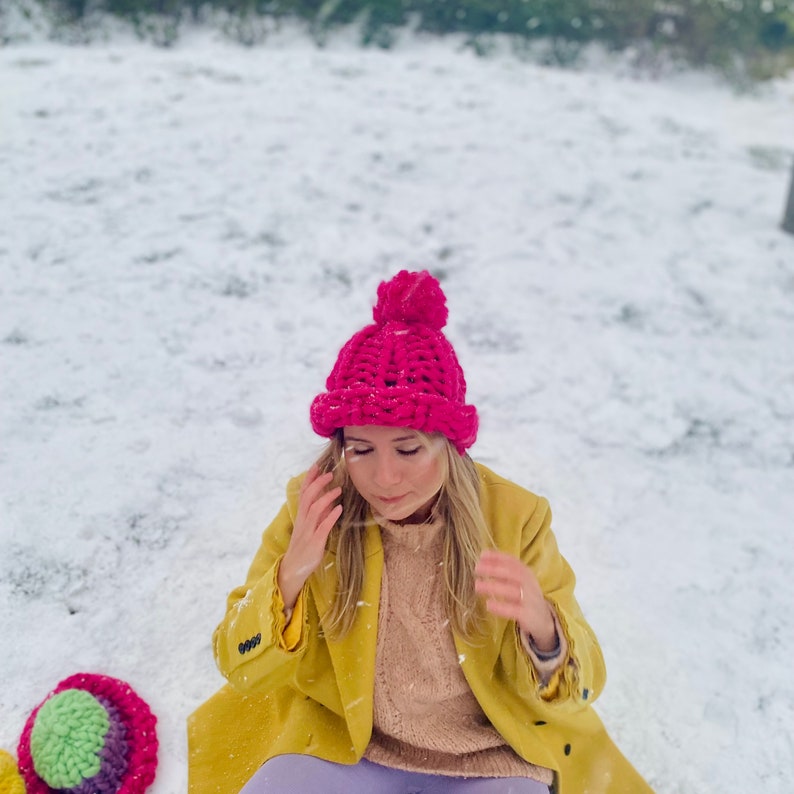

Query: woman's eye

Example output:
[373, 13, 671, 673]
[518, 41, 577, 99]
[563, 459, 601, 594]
[397, 447, 421, 457]
[349, 448, 372, 456]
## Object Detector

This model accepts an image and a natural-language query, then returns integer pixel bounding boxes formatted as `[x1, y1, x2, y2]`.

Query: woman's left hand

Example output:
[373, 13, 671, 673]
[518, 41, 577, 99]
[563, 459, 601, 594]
[475, 549, 557, 653]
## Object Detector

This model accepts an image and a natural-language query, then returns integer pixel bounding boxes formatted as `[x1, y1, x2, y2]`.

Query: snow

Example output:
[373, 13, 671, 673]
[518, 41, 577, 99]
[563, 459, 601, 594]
[1, 22, 793, 794]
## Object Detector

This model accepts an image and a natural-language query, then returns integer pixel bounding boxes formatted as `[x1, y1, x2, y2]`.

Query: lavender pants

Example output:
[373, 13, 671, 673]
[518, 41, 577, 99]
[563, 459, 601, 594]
[239, 755, 551, 794]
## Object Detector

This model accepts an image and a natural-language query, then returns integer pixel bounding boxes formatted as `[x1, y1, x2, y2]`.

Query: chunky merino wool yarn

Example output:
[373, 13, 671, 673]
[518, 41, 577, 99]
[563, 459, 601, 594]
[17, 673, 158, 794]
[310, 270, 478, 454]
[29, 690, 110, 787]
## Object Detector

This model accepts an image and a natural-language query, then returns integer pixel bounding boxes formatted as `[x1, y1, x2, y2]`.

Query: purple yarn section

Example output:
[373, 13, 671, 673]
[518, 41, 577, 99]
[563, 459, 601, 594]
[68, 696, 129, 794]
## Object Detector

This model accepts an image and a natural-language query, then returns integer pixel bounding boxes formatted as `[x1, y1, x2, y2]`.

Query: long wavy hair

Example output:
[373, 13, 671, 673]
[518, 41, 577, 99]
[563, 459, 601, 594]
[314, 429, 493, 640]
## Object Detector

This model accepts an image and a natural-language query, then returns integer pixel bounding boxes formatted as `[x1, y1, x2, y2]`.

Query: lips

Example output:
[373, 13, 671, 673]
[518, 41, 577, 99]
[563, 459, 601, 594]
[377, 494, 406, 504]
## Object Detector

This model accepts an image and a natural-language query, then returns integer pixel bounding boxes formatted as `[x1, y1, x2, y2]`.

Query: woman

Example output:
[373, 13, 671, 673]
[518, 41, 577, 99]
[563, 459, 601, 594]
[188, 270, 655, 794]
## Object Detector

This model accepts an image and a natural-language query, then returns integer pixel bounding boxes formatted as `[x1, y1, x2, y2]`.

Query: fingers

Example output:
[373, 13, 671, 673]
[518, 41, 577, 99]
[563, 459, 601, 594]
[281, 470, 343, 603]
[292, 468, 342, 548]
[475, 551, 522, 616]
[480, 597, 523, 623]
[298, 463, 321, 499]
[475, 548, 525, 579]
[298, 466, 335, 517]
[304, 484, 342, 528]
[475, 577, 523, 622]
[475, 549, 549, 633]
[476, 550, 541, 595]
[315, 503, 343, 546]
[296, 467, 341, 536]
[474, 576, 522, 603]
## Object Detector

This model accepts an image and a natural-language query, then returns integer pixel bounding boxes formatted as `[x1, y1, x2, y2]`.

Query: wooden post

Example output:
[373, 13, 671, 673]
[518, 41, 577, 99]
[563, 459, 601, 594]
[783, 160, 794, 235]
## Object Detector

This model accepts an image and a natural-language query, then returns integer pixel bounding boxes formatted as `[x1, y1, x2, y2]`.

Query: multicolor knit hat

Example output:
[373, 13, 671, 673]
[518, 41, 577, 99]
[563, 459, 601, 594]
[16, 673, 158, 794]
[310, 270, 478, 454]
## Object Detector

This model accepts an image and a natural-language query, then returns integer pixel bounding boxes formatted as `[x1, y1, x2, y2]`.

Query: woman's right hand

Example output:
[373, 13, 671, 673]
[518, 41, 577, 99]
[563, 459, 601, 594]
[277, 464, 342, 611]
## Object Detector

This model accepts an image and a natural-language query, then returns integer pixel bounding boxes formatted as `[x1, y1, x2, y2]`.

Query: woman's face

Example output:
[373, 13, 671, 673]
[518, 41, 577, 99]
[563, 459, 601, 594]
[343, 425, 446, 524]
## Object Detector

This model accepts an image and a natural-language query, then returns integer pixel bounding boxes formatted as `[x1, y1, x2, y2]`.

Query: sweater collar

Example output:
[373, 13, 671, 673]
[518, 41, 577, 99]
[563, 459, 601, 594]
[372, 513, 445, 552]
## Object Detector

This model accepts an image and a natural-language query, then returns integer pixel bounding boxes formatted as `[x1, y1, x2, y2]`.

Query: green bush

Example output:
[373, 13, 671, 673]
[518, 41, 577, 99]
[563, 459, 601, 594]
[36, 0, 794, 76]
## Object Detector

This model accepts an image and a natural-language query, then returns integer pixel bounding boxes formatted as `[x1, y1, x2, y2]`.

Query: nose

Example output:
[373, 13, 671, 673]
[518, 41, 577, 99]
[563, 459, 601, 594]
[373, 454, 401, 488]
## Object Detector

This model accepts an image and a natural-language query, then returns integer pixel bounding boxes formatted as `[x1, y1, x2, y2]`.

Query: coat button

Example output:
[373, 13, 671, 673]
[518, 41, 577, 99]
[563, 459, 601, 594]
[255, 633, 262, 646]
[244, 639, 251, 652]
[238, 642, 246, 655]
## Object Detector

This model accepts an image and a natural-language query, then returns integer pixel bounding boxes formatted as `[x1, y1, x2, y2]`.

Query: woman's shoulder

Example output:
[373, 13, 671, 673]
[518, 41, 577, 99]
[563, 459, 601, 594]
[473, 461, 550, 524]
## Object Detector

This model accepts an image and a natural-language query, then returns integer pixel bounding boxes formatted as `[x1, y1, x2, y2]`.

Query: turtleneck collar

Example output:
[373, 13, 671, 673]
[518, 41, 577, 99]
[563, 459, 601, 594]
[372, 513, 445, 552]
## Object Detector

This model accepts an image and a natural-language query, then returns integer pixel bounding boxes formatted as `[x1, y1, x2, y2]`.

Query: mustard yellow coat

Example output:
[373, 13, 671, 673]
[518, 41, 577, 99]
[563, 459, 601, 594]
[188, 464, 655, 794]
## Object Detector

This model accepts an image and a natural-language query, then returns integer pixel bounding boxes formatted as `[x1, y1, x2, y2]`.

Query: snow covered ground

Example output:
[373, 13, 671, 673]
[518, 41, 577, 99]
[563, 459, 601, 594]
[1, 23, 793, 793]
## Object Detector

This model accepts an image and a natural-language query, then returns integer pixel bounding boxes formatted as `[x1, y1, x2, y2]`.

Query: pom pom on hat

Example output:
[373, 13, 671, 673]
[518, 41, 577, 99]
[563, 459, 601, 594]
[373, 269, 448, 330]
[17, 673, 158, 794]
[311, 270, 478, 454]
[0, 749, 25, 794]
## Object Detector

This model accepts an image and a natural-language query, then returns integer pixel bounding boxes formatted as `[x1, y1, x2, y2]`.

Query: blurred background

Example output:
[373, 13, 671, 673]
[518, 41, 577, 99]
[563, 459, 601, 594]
[3, 0, 794, 79]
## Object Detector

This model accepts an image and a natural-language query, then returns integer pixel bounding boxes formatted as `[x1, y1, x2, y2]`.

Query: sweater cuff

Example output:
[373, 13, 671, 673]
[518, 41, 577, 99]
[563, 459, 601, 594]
[519, 605, 568, 685]
[273, 561, 305, 652]
[280, 592, 304, 650]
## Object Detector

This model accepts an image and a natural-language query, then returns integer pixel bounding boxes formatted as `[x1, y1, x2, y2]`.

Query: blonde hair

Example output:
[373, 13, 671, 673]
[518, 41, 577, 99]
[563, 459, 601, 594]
[315, 430, 492, 640]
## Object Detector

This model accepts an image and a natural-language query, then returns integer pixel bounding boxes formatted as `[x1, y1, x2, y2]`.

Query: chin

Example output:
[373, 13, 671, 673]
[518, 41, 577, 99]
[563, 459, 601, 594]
[382, 507, 411, 521]
[376, 502, 417, 522]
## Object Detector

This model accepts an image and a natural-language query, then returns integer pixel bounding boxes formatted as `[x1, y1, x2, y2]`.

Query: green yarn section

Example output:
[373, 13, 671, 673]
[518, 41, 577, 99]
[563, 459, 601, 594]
[30, 689, 109, 788]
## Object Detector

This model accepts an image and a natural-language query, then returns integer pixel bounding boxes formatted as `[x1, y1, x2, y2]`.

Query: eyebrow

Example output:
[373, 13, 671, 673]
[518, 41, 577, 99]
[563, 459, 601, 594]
[345, 434, 418, 444]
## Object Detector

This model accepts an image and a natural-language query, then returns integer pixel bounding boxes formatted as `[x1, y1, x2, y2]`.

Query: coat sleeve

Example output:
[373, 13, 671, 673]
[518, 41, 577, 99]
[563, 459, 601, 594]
[522, 498, 606, 709]
[509, 495, 607, 714]
[212, 477, 310, 692]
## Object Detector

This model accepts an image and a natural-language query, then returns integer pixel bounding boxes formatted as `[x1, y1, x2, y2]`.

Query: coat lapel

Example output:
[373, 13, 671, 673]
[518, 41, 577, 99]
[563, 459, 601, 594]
[454, 617, 510, 684]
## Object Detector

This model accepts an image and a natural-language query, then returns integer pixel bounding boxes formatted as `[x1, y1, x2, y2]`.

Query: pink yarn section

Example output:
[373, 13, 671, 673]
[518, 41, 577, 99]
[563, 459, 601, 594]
[17, 673, 158, 794]
[311, 270, 478, 454]
[373, 269, 448, 330]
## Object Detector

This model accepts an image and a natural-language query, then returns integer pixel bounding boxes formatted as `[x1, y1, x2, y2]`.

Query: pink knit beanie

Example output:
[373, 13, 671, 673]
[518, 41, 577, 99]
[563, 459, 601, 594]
[310, 270, 478, 454]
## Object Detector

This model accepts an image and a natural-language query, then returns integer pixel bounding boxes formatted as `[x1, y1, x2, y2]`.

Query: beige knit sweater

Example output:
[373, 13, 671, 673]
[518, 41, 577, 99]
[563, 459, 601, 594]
[362, 515, 554, 785]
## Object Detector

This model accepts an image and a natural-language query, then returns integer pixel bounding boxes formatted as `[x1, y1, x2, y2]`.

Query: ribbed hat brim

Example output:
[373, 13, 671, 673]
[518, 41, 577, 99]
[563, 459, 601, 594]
[310, 386, 478, 454]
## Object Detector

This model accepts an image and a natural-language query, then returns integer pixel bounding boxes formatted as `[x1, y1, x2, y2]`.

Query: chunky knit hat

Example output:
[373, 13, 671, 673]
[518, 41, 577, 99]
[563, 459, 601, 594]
[310, 270, 478, 454]
[16, 673, 158, 794]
